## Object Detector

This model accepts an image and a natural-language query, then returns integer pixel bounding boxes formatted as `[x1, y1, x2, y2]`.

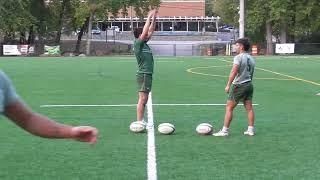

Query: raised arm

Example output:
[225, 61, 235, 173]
[147, 10, 158, 39]
[139, 10, 156, 41]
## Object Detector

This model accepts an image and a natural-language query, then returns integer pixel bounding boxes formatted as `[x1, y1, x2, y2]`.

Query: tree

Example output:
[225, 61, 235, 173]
[268, 0, 295, 43]
[211, 0, 239, 27]
[73, 0, 161, 55]
[28, 0, 54, 54]
[293, 0, 320, 42]
[209, 0, 319, 55]
[0, 0, 35, 43]
[48, 0, 79, 44]
[246, 0, 273, 53]
[0, 0, 161, 55]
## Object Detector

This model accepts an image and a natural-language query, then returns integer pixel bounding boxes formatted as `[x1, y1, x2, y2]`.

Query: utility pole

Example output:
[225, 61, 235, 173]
[130, 6, 133, 33]
[239, 0, 245, 38]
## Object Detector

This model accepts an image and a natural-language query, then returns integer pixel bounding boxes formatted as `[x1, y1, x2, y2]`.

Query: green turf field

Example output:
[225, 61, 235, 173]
[0, 56, 319, 180]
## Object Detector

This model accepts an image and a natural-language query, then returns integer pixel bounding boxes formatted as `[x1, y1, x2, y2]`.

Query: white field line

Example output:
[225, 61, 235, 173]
[40, 103, 259, 108]
[146, 92, 157, 180]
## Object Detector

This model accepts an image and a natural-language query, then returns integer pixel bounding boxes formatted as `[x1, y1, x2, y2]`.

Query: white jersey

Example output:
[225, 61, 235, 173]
[232, 53, 255, 85]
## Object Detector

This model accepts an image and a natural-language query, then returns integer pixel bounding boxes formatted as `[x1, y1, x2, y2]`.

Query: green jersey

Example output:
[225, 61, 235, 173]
[0, 70, 19, 114]
[134, 38, 154, 74]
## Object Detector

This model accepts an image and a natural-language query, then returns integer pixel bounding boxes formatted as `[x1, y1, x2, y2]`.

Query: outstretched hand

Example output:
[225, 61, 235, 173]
[71, 126, 98, 144]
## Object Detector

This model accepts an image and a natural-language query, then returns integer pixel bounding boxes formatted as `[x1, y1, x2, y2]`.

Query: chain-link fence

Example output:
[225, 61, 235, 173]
[1, 40, 319, 56]
[251, 43, 320, 55]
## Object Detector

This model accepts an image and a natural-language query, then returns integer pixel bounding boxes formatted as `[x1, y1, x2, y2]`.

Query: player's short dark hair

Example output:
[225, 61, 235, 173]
[133, 28, 143, 38]
[236, 38, 251, 51]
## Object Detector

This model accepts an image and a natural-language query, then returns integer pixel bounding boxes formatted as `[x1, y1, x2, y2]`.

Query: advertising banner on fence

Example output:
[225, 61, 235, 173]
[275, 43, 295, 54]
[3, 45, 33, 56]
[44, 45, 60, 55]
[3, 45, 20, 55]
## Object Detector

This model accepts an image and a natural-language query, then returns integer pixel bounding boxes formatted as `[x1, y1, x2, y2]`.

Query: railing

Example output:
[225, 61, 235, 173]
[1, 41, 319, 56]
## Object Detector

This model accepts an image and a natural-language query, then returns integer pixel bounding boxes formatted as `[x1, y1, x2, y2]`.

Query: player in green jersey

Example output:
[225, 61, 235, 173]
[133, 9, 157, 125]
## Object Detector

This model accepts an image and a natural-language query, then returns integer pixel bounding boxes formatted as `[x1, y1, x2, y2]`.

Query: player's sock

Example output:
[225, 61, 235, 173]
[222, 126, 229, 132]
[247, 126, 254, 131]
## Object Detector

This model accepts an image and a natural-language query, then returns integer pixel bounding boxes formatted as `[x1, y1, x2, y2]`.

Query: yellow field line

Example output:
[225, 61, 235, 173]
[218, 59, 320, 86]
[255, 67, 320, 86]
[186, 68, 295, 80]
[186, 69, 228, 78]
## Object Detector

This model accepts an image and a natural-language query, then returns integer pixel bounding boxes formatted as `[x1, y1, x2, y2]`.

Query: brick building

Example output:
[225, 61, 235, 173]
[104, 0, 220, 32]
[126, 0, 205, 17]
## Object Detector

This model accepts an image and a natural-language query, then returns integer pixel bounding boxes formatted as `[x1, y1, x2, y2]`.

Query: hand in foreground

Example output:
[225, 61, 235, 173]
[71, 126, 98, 144]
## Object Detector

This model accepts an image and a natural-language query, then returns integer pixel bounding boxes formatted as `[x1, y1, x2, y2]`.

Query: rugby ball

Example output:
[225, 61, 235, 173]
[130, 121, 146, 133]
[158, 123, 175, 135]
[196, 123, 213, 135]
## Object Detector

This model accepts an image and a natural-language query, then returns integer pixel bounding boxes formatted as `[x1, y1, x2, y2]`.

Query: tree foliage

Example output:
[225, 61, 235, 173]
[208, 0, 320, 43]
[3, 0, 318, 54]
[0, 0, 36, 41]
[0, 0, 161, 54]
[211, 0, 239, 27]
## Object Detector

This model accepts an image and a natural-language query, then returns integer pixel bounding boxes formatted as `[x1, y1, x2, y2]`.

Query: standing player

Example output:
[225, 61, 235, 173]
[213, 38, 256, 136]
[133, 9, 157, 125]
[0, 70, 98, 144]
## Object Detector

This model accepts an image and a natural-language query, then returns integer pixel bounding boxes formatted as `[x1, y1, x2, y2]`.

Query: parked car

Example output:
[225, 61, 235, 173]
[92, 28, 101, 34]
[219, 25, 238, 32]
[110, 26, 120, 32]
